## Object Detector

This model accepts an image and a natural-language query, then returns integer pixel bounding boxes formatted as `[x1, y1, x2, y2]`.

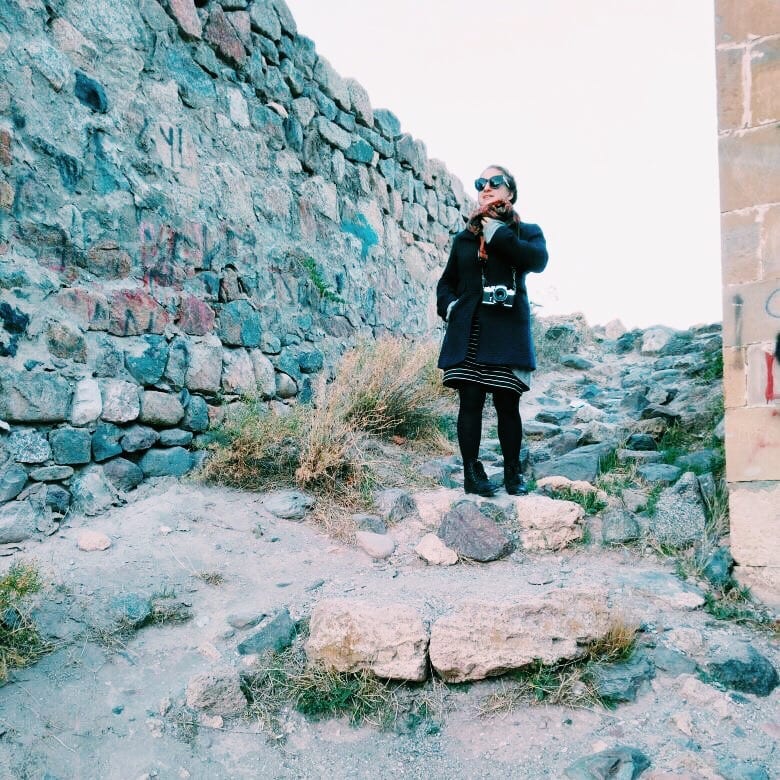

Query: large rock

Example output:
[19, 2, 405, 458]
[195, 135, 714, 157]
[8, 430, 51, 464]
[49, 427, 92, 465]
[437, 501, 514, 562]
[306, 598, 429, 682]
[237, 608, 297, 655]
[186, 669, 246, 717]
[70, 465, 117, 515]
[0, 496, 43, 543]
[261, 489, 314, 520]
[0, 464, 27, 502]
[706, 644, 779, 697]
[103, 457, 144, 492]
[533, 442, 614, 482]
[564, 746, 651, 780]
[428, 587, 614, 682]
[139, 447, 194, 477]
[0, 370, 73, 423]
[648, 471, 706, 548]
[589, 652, 655, 703]
[512, 494, 584, 551]
[415, 533, 458, 565]
[217, 300, 261, 347]
[139, 391, 185, 426]
[185, 338, 223, 393]
[100, 380, 141, 423]
[374, 488, 416, 524]
[70, 378, 102, 425]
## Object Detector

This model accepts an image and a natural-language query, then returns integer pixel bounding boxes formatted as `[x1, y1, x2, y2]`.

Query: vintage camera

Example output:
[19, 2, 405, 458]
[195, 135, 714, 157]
[482, 284, 516, 307]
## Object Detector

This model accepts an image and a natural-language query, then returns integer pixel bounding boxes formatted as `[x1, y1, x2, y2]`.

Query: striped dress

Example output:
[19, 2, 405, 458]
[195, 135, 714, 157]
[443, 309, 531, 395]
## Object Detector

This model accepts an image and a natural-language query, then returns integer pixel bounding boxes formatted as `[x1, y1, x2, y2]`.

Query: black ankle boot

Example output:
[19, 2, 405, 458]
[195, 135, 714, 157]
[504, 461, 528, 495]
[463, 460, 497, 497]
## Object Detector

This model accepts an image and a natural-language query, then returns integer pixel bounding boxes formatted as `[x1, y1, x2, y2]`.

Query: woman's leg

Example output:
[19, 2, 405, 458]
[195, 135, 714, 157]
[493, 388, 522, 464]
[457, 383, 487, 462]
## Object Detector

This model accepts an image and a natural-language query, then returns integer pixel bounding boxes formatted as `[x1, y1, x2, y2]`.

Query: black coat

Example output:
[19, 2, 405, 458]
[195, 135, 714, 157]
[436, 222, 548, 371]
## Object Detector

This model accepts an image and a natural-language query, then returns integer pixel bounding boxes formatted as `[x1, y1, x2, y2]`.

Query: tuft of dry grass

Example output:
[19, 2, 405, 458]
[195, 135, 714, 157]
[479, 618, 639, 716]
[0, 562, 51, 681]
[201, 337, 451, 522]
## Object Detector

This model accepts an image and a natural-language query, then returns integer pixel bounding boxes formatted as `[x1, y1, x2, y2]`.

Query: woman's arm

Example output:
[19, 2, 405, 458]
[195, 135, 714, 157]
[487, 223, 548, 274]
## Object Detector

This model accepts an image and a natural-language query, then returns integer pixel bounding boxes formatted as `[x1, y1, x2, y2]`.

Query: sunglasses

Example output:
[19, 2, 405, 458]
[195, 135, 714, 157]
[475, 175, 508, 192]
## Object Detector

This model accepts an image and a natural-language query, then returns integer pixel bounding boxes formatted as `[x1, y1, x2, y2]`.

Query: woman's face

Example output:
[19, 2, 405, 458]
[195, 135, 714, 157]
[477, 167, 513, 207]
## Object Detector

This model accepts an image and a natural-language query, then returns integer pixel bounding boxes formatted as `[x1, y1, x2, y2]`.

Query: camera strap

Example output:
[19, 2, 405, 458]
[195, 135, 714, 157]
[479, 252, 517, 291]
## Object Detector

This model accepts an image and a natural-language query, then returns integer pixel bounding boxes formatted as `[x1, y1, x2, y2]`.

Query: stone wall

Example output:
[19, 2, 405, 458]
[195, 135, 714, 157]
[715, 0, 780, 604]
[0, 0, 468, 522]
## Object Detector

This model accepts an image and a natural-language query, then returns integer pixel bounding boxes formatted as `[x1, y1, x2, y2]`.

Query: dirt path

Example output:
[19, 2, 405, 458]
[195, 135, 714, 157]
[1, 478, 777, 780]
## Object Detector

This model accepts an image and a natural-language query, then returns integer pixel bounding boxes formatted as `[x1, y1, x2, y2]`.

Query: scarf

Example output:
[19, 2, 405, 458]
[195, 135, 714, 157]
[465, 199, 521, 260]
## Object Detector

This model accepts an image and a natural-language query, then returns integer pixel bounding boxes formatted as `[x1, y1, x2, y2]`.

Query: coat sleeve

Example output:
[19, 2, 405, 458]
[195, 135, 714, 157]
[487, 222, 548, 274]
[436, 240, 460, 320]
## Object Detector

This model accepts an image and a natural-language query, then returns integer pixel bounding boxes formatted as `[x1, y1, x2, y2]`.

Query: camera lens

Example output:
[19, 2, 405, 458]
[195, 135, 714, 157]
[493, 286, 508, 302]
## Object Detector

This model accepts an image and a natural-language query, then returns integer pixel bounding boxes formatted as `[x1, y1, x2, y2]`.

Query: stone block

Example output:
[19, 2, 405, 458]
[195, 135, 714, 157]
[715, 0, 780, 44]
[139, 391, 185, 426]
[120, 425, 159, 453]
[716, 46, 745, 133]
[306, 599, 428, 682]
[108, 290, 169, 336]
[8, 430, 51, 464]
[100, 380, 141, 423]
[751, 37, 780, 125]
[54, 288, 110, 331]
[723, 346, 747, 408]
[92, 423, 123, 462]
[70, 378, 102, 425]
[718, 125, 780, 213]
[0, 370, 73, 423]
[182, 395, 209, 432]
[167, 0, 202, 39]
[46, 320, 86, 362]
[29, 466, 73, 482]
[723, 277, 780, 348]
[512, 494, 584, 551]
[185, 338, 223, 393]
[177, 294, 215, 336]
[205, 5, 247, 66]
[158, 428, 193, 446]
[125, 336, 169, 386]
[86, 241, 132, 279]
[720, 209, 761, 284]
[70, 465, 117, 515]
[725, 406, 780, 481]
[763, 204, 780, 277]
[249, 350, 276, 398]
[222, 349, 256, 394]
[103, 457, 144, 492]
[746, 341, 780, 405]
[730, 481, 780, 568]
[49, 427, 92, 465]
[0, 464, 27, 502]
[248, 0, 281, 40]
[216, 300, 261, 347]
[139, 447, 194, 476]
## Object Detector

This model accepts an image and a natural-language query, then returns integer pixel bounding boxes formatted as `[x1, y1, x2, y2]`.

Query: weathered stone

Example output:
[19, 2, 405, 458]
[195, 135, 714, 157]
[513, 494, 584, 551]
[601, 509, 641, 545]
[74, 70, 108, 112]
[707, 645, 779, 697]
[70, 465, 117, 515]
[306, 598, 428, 681]
[139, 391, 185, 426]
[111, 594, 151, 628]
[355, 531, 395, 559]
[261, 489, 314, 520]
[46, 320, 86, 362]
[636, 463, 681, 485]
[186, 669, 246, 716]
[158, 428, 193, 447]
[92, 423, 123, 462]
[125, 336, 169, 386]
[374, 488, 417, 524]
[429, 587, 614, 682]
[249, 350, 276, 398]
[589, 652, 655, 703]
[77, 530, 111, 551]
[533, 442, 614, 483]
[237, 608, 296, 655]
[103, 457, 144, 492]
[100, 380, 140, 423]
[648, 472, 707, 548]
[177, 294, 215, 335]
[185, 338, 223, 393]
[0, 497, 41, 543]
[674, 448, 722, 473]
[415, 533, 458, 566]
[222, 349, 256, 395]
[437, 501, 514, 562]
[0, 370, 73, 423]
[0, 464, 27, 501]
[120, 425, 159, 453]
[139, 447, 194, 477]
[248, 0, 281, 39]
[49, 427, 92, 465]
[45, 484, 71, 514]
[205, 5, 247, 66]
[107, 290, 168, 336]
[217, 300, 262, 347]
[166, 0, 202, 39]
[70, 378, 102, 425]
[297, 349, 323, 374]
[182, 395, 210, 432]
[559, 354, 594, 370]
[564, 747, 651, 780]
[29, 465, 74, 482]
[274, 371, 297, 398]
[625, 433, 657, 451]
[702, 546, 733, 588]
[8, 429, 51, 464]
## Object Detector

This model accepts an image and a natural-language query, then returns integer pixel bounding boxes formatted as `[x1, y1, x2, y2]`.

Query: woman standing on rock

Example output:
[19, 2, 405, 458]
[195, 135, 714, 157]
[436, 165, 548, 497]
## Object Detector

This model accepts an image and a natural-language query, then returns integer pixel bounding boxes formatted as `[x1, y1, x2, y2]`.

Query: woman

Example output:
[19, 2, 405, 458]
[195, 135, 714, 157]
[436, 165, 548, 496]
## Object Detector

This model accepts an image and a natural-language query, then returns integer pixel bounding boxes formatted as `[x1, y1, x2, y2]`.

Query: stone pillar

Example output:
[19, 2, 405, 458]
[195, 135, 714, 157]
[715, 0, 780, 606]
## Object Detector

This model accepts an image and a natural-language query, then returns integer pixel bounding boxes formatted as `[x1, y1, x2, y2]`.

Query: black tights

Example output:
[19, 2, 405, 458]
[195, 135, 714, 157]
[457, 384, 523, 465]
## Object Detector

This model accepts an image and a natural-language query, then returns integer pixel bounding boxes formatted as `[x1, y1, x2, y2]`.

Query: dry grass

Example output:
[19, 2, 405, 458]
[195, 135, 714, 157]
[0, 562, 51, 682]
[479, 618, 639, 716]
[201, 337, 450, 519]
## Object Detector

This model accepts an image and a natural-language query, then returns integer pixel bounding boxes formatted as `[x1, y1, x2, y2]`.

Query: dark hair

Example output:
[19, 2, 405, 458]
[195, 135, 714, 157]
[487, 164, 517, 204]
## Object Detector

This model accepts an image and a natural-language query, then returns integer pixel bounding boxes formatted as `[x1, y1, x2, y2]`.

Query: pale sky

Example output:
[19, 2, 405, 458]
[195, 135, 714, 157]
[285, 0, 723, 330]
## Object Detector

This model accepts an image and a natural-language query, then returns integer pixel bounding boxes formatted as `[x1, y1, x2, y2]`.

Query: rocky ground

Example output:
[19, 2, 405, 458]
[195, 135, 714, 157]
[0, 321, 778, 780]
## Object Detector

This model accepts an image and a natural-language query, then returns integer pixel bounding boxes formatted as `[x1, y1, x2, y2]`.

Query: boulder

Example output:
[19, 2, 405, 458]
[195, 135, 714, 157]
[103, 458, 144, 492]
[601, 509, 641, 545]
[706, 644, 779, 697]
[0, 370, 73, 423]
[70, 378, 102, 425]
[306, 598, 429, 682]
[429, 587, 614, 682]
[589, 652, 655, 703]
[437, 501, 514, 562]
[513, 494, 584, 551]
[0, 496, 42, 543]
[100, 380, 140, 423]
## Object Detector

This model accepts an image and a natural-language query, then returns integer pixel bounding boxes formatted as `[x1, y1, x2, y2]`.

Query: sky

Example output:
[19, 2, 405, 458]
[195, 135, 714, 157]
[285, 0, 723, 330]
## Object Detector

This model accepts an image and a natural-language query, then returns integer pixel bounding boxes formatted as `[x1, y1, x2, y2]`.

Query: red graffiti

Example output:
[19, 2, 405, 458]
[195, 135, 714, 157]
[766, 350, 780, 403]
